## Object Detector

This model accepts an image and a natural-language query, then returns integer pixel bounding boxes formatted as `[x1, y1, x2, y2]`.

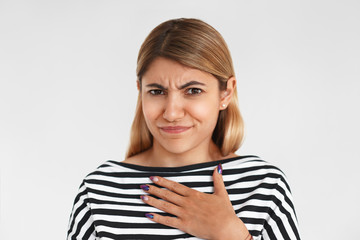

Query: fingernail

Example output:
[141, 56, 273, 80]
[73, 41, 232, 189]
[145, 213, 154, 219]
[140, 195, 148, 201]
[149, 176, 158, 182]
[217, 164, 223, 175]
[140, 184, 150, 191]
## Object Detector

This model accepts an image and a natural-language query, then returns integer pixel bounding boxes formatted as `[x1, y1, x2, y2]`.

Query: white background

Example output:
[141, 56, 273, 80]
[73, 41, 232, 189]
[1, 0, 359, 239]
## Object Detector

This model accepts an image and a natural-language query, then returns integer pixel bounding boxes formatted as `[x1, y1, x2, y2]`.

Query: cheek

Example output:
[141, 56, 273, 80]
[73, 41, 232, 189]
[142, 97, 161, 124]
[187, 98, 220, 123]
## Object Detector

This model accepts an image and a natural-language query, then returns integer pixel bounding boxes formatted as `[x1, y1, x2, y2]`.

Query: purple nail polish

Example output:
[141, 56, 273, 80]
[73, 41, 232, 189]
[140, 195, 148, 201]
[145, 213, 154, 219]
[140, 184, 149, 191]
[150, 176, 158, 182]
[217, 164, 223, 175]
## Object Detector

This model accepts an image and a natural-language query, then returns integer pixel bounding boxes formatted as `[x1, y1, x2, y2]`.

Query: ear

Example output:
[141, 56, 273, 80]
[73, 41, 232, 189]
[220, 77, 236, 110]
[137, 80, 141, 91]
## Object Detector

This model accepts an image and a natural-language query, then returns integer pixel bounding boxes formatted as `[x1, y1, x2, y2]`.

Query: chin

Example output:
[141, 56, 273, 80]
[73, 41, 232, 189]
[158, 140, 195, 155]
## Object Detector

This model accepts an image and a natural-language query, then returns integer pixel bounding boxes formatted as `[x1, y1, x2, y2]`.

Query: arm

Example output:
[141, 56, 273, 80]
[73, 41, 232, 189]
[262, 175, 301, 240]
[67, 182, 97, 240]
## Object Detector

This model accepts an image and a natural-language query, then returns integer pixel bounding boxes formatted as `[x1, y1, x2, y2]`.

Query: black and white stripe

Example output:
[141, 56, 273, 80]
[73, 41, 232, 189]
[67, 155, 300, 239]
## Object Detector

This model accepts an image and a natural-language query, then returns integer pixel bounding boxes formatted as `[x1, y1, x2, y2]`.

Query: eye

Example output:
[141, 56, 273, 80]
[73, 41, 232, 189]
[185, 88, 203, 95]
[149, 89, 165, 95]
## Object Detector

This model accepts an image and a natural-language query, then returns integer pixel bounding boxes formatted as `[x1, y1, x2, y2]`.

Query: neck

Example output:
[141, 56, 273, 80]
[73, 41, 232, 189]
[145, 139, 227, 167]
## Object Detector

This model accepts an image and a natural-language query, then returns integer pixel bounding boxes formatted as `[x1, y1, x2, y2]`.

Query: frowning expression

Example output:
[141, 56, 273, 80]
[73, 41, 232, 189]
[141, 57, 224, 155]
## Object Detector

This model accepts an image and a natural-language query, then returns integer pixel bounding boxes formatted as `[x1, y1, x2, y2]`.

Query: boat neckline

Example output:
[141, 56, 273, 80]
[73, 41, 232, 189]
[106, 155, 259, 172]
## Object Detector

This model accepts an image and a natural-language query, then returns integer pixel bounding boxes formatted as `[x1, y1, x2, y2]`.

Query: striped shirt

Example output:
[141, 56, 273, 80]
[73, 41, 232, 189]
[67, 155, 300, 239]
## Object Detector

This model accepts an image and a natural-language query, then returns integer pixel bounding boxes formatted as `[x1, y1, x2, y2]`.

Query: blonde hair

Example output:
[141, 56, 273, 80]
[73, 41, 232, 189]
[126, 18, 244, 158]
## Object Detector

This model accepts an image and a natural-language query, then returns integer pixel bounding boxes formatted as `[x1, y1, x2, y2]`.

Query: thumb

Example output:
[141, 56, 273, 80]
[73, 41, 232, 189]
[213, 164, 227, 196]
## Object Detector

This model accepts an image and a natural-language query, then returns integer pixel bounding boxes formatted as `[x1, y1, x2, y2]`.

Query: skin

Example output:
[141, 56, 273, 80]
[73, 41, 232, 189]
[123, 57, 251, 240]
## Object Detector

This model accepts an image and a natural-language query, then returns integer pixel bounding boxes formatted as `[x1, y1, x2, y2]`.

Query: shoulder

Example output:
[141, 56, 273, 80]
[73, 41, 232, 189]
[227, 156, 300, 239]
[222, 155, 292, 192]
[224, 155, 297, 213]
[82, 159, 135, 183]
[223, 155, 284, 174]
[79, 159, 150, 196]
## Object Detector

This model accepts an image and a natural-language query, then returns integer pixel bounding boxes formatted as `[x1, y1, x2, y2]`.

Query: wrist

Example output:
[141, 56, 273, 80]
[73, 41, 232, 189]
[244, 232, 253, 240]
[214, 216, 251, 240]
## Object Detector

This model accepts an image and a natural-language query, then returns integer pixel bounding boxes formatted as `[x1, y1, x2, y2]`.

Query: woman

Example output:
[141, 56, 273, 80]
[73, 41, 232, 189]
[67, 18, 300, 240]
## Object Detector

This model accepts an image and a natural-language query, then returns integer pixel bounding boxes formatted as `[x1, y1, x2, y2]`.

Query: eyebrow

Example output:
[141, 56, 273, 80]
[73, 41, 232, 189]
[145, 81, 206, 90]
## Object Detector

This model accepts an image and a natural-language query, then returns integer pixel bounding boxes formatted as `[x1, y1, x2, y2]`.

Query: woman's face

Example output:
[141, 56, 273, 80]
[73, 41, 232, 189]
[141, 57, 228, 155]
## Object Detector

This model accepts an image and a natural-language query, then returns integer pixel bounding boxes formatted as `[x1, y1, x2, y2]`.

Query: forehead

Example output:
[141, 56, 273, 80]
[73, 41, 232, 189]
[142, 57, 217, 86]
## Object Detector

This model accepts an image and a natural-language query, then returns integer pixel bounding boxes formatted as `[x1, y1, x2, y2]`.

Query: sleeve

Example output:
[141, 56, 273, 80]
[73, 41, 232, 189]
[67, 181, 97, 240]
[260, 172, 301, 240]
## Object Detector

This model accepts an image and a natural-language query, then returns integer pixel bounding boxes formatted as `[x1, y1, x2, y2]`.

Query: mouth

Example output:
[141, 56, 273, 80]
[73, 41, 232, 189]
[159, 126, 192, 134]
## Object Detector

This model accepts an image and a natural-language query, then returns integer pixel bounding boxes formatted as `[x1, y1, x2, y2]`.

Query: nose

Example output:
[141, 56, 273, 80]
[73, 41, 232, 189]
[162, 94, 185, 122]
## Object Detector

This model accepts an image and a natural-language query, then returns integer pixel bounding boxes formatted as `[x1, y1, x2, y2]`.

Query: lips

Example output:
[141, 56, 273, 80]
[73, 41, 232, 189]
[159, 126, 192, 134]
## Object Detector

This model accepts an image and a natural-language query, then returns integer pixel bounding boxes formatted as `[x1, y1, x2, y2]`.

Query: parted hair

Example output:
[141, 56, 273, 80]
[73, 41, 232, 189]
[126, 18, 244, 158]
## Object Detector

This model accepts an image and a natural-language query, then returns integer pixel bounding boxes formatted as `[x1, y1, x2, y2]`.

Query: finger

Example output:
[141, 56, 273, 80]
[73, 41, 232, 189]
[150, 176, 193, 197]
[140, 195, 183, 217]
[213, 164, 227, 196]
[140, 184, 185, 206]
[144, 212, 182, 230]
